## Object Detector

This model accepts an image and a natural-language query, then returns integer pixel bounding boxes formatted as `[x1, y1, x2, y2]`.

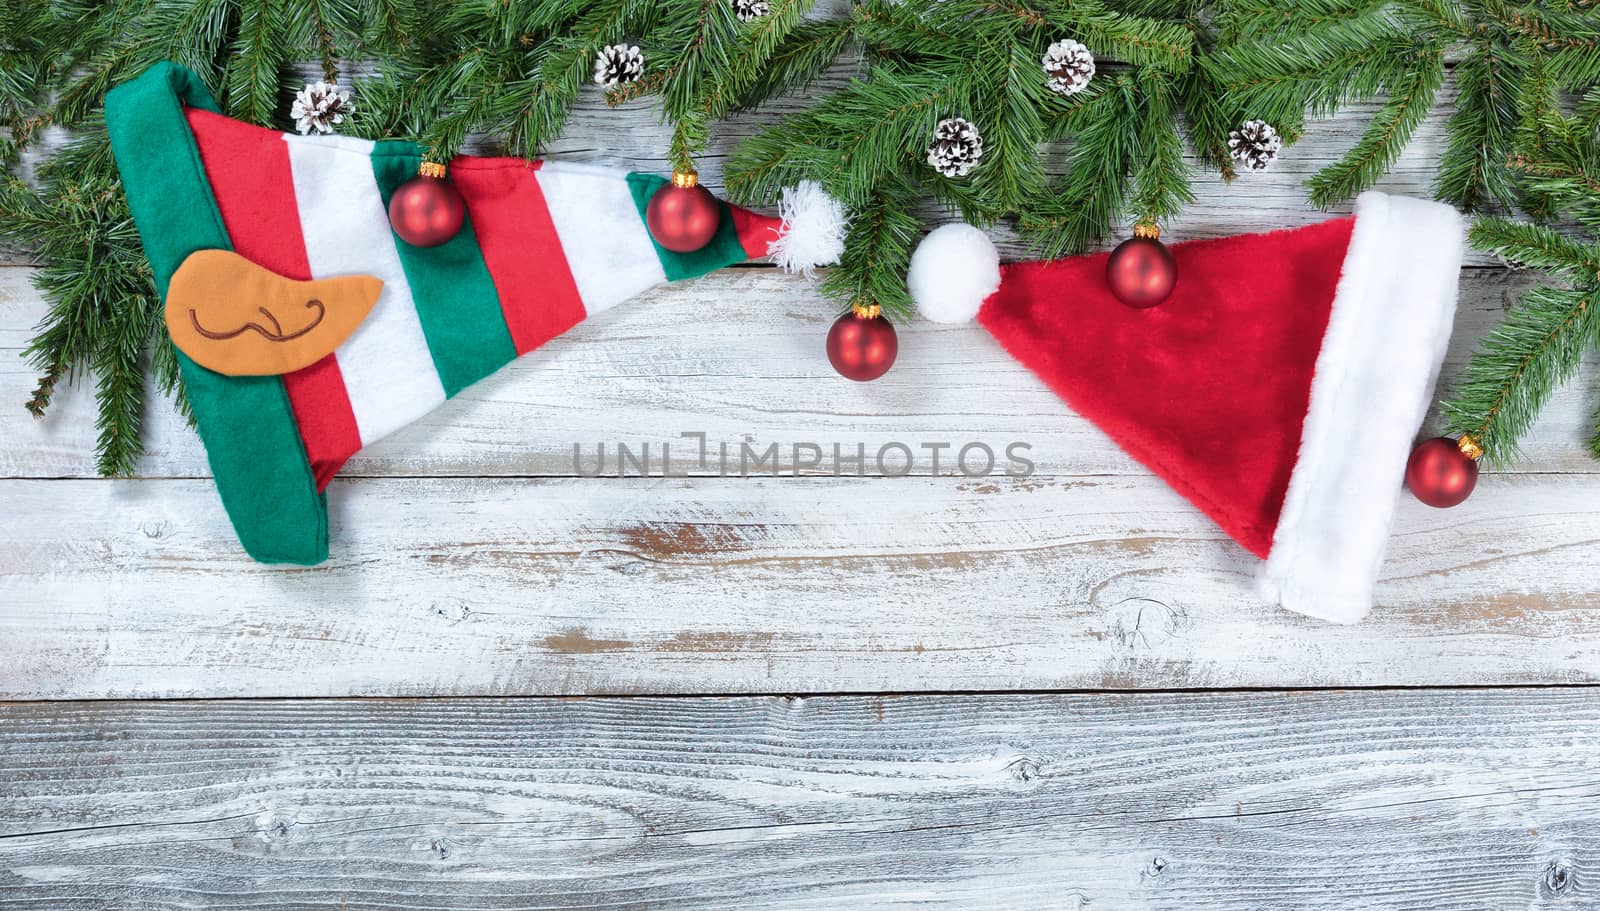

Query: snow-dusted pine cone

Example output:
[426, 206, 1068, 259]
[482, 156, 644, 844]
[926, 117, 984, 178]
[1042, 39, 1095, 96]
[732, 0, 770, 20]
[1228, 119, 1282, 172]
[593, 44, 645, 87]
[290, 81, 352, 135]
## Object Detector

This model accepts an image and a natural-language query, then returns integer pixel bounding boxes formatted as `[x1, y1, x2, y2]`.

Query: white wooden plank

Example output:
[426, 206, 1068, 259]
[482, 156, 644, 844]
[0, 691, 1594, 909]
[2, 474, 1597, 698]
[4, 266, 1595, 480]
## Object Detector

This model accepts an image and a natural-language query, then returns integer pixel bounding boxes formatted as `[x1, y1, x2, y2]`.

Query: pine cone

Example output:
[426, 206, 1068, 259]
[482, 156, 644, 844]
[1042, 39, 1095, 96]
[926, 117, 984, 178]
[732, 0, 770, 20]
[290, 81, 352, 135]
[593, 44, 645, 87]
[1228, 119, 1282, 172]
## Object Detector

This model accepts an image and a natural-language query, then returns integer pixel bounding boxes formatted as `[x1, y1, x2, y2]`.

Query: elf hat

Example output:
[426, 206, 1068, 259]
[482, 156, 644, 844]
[105, 63, 845, 566]
[907, 194, 1465, 624]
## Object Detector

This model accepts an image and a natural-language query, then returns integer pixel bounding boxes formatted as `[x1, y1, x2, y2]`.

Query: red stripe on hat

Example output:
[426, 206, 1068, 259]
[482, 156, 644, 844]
[186, 109, 362, 491]
[450, 158, 586, 355]
[978, 216, 1355, 559]
[729, 206, 781, 261]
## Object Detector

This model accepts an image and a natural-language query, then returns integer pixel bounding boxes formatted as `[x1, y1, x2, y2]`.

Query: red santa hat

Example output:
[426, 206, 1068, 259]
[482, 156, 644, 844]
[907, 192, 1465, 623]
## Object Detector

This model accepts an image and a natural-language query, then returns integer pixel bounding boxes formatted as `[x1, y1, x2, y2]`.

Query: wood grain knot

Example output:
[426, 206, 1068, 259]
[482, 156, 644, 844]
[1542, 859, 1575, 896]
[1005, 756, 1044, 784]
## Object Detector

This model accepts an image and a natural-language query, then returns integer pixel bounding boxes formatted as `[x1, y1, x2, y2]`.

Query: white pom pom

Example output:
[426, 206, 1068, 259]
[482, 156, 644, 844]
[907, 223, 1000, 323]
[768, 180, 846, 276]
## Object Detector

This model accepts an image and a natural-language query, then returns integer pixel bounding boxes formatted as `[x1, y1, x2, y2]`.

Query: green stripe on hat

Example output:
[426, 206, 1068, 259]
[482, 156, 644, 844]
[105, 62, 328, 566]
[625, 173, 751, 282]
[370, 145, 516, 397]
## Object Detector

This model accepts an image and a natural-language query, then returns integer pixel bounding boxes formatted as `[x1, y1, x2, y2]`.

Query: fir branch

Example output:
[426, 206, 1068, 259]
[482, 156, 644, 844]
[720, 18, 854, 113]
[1469, 214, 1598, 280]
[1017, 76, 1136, 257]
[1434, 41, 1522, 211]
[224, 0, 289, 127]
[1511, 47, 1564, 221]
[1442, 216, 1600, 464]
[1443, 282, 1600, 465]
[3, 133, 168, 476]
[1208, 12, 1423, 138]
[1212, 0, 1387, 42]
[701, 0, 829, 119]
[1488, 4, 1600, 87]
[1590, 401, 1600, 461]
[820, 184, 922, 320]
[964, 41, 1048, 215]
[1034, 0, 1195, 71]
[1306, 48, 1443, 207]
[1130, 70, 1193, 223]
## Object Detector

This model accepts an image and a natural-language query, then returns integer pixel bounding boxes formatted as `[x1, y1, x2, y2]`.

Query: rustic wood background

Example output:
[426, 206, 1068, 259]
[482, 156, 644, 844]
[2, 63, 1598, 909]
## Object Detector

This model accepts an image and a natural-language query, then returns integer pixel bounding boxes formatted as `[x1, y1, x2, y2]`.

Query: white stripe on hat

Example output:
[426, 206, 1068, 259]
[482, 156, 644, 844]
[284, 133, 446, 446]
[1259, 191, 1464, 624]
[536, 160, 666, 316]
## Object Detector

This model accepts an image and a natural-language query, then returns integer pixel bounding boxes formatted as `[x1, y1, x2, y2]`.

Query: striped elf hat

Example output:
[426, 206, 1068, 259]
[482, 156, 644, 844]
[106, 63, 844, 565]
[907, 196, 1465, 623]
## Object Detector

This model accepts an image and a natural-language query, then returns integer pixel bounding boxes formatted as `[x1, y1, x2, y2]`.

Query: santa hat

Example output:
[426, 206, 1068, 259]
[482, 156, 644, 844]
[105, 63, 844, 565]
[907, 194, 1465, 623]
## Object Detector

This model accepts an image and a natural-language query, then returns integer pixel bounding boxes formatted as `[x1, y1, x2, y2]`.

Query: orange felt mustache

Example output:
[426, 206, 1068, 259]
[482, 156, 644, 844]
[166, 249, 382, 376]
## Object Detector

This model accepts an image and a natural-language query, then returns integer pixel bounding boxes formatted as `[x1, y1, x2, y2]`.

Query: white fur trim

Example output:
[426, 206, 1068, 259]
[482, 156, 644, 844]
[769, 181, 846, 276]
[1259, 192, 1464, 624]
[907, 223, 1001, 323]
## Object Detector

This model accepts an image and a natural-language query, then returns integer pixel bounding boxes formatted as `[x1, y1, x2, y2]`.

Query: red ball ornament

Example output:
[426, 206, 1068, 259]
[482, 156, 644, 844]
[827, 305, 898, 382]
[1106, 224, 1177, 309]
[646, 170, 722, 253]
[388, 162, 465, 248]
[1405, 436, 1480, 508]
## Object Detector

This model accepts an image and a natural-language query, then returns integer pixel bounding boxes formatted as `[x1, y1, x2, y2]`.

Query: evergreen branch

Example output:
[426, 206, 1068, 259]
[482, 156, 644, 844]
[1434, 41, 1522, 211]
[702, 0, 831, 119]
[1130, 70, 1193, 223]
[1590, 400, 1600, 462]
[820, 184, 921, 320]
[1443, 281, 1600, 465]
[1442, 217, 1600, 464]
[1306, 48, 1443, 207]
[1033, 0, 1195, 70]
[224, 0, 288, 126]
[1213, 0, 1387, 41]
[720, 18, 854, 113]
[1511, 48, 1564, 220]
[1017, 76, 1135, 257]
[1469, 214, 1597, 280]
[1393, 0, 1472, 37]
[1208, 12, 1424, 144]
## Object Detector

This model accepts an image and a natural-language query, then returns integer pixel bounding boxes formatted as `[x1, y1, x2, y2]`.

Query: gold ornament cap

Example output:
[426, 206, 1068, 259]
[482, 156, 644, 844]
[1132, 222, 1161, 239]
[418, 160, 447, 179]
[1457, 433, 1484, 461]
[672, 169, 700, 188]
[852, 301, 882, 319]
